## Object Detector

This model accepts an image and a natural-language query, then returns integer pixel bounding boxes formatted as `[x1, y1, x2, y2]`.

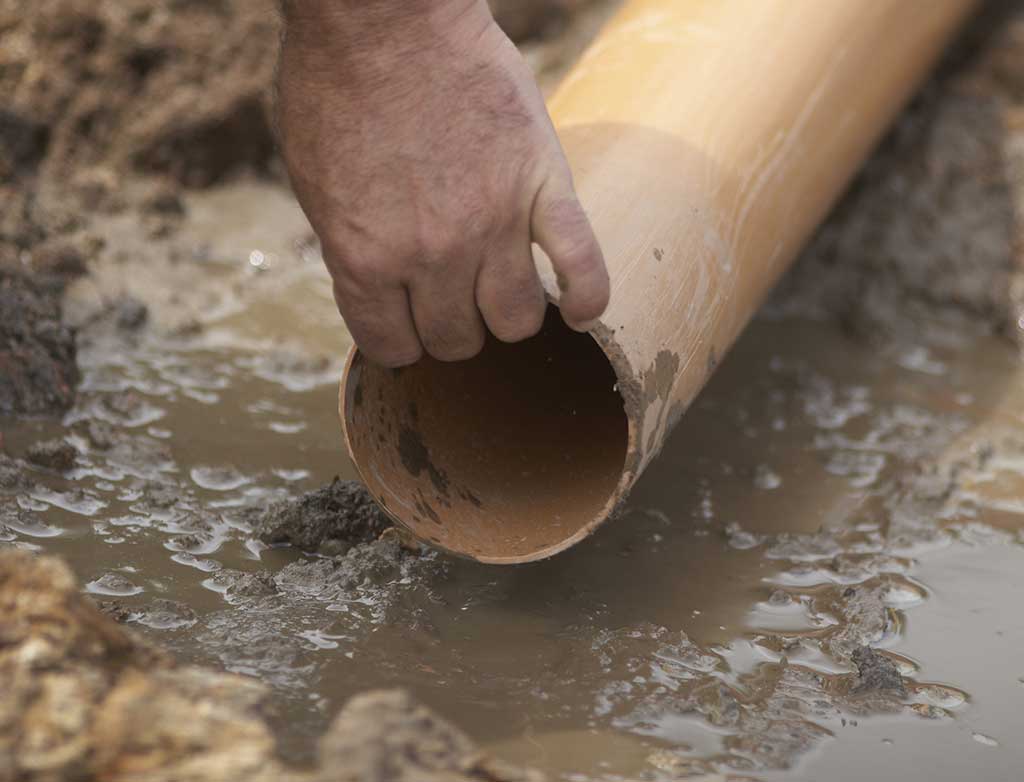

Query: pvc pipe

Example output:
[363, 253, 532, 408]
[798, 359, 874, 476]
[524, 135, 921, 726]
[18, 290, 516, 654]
[339, 0, 978, 564]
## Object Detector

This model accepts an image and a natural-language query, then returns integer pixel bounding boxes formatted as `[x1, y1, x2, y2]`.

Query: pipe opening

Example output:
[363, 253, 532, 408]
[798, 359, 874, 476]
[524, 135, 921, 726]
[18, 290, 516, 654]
[342, 306, 629, 563]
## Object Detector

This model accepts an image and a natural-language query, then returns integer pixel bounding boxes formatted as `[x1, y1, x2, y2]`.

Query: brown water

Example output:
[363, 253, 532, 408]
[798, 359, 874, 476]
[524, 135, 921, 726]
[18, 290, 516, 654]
[3, 181, 1024, 781]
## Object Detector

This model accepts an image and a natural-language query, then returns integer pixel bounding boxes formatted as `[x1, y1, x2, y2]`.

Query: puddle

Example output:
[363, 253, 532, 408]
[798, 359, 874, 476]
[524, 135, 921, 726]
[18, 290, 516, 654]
[3, 176, 1024, 779]
[792, 542, 1024, 782]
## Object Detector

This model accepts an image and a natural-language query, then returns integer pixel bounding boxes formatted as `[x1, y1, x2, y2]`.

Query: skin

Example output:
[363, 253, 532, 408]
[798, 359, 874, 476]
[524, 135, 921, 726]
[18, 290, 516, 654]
[277, 0, 610, 367]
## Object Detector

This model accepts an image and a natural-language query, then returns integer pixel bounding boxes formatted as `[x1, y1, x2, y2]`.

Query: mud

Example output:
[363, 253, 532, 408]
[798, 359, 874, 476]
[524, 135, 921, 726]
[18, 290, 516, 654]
[850, 647, 906, 696]
[0, 267, 78, 416]
[3, 1, 1024, 781]
[0, 550, 533, 782]
[257, 478, 393, 556]
[771, 0, 1024, 346]
[26, 438, 78, 472]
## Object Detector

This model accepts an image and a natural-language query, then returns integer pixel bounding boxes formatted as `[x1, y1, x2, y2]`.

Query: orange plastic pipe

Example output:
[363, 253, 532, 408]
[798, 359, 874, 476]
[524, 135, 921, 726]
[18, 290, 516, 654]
[339, 0, 978, 563]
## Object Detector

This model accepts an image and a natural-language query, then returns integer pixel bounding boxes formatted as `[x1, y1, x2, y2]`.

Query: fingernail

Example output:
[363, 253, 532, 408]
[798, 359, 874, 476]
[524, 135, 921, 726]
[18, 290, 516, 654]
[568, 318, 600, 333]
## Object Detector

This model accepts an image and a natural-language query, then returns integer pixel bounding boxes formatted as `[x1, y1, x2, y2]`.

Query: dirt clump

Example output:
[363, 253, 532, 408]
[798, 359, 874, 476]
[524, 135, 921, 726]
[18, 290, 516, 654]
[0, 0, 284, 304]
[28, 241, 90, 279]
[0, 550, 537, 782]
[0, 267, 79, 416]
[323, 690, 540, 782]
[112, 296, 149, 331]
[99, 598, 199, 631]
[26, 438, 78, 472]
[258, 478, 393, 556]
[850, 646, 907, 697]
[770, 7, 1024, 346]
[271, 535, 441, 602]
[210, 569, 280, 601]
[0, 0, 280, 189]
[0, 456, 33, 492]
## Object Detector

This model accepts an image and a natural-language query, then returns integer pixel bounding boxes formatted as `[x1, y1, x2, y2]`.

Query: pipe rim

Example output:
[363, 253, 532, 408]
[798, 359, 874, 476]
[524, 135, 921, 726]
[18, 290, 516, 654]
[338, 328, 639, 565]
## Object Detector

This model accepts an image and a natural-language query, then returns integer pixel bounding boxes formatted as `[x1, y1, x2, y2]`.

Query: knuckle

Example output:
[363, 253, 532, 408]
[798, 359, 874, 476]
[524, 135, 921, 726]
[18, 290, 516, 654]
[351, 319, 422, 367]
[381, 346, 424, 368]
[419, 206, 497, 265]
[539, 192, 587, 234]
[333, 253, 391, 293]
[414, 251, 456, 279]
[324, 234, 409, 291]
[363, 343, 423, 369]
[421, 325, 485, 363]
[538, 193, 602, 271]
[461, 205, 498, 245]
[486, 286, 545, 343]
[418, 222, 466, 265]
[491, 310, 544, 343]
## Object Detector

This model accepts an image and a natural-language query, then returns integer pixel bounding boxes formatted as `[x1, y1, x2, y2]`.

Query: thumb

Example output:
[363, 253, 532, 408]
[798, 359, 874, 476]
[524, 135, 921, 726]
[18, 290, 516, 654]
[530, 174, 610, 331]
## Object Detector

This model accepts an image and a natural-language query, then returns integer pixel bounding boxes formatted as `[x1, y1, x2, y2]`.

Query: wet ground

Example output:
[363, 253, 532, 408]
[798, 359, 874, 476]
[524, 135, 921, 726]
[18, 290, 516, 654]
[4, 1, 1024, 780]
[3, 184, 1024, 780]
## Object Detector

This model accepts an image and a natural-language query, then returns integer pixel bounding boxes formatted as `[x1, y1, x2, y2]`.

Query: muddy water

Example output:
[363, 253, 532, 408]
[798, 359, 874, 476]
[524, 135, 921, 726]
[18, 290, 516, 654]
[3, 182, 1024, 781]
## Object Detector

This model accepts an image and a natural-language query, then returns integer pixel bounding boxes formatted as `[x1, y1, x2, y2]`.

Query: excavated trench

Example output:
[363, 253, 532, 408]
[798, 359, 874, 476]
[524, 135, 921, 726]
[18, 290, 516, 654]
[4, 1, 1024, 780]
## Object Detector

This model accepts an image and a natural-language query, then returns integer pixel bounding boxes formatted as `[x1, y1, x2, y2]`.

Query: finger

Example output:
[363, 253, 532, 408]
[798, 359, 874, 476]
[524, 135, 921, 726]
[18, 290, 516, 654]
[332, 276, 422, 368]
[409, 261, 487, 362]
[530, 175, 609, 331]
[475, 231, 547, 344]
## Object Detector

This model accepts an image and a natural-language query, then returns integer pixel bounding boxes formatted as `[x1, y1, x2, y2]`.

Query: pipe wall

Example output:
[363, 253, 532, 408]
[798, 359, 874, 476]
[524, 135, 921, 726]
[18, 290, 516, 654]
[340, 0, 978, 563]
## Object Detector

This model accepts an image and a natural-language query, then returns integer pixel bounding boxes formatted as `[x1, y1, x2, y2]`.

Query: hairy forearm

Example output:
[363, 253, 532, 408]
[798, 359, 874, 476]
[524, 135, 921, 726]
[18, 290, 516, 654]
[279, 0, 491, 96]
[281, 0, 464, 17]
[280, 0, 484, 43]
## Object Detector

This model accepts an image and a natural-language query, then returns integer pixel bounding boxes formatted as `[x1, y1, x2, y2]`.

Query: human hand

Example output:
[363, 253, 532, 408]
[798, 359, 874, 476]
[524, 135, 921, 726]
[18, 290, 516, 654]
[277, 0, 609, 366]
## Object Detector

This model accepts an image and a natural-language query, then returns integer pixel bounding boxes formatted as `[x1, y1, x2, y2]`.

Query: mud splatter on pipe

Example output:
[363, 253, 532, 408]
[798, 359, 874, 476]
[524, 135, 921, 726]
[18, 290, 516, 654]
[340, 0, 979, 564]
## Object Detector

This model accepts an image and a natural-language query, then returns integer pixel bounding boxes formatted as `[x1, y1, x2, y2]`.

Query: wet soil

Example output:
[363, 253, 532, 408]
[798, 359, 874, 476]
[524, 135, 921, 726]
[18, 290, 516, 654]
[4, 1, 1024, 781]
[1, 551, 533, 782]
[0, 267, 78, 416]
[257, 479, 393, 556]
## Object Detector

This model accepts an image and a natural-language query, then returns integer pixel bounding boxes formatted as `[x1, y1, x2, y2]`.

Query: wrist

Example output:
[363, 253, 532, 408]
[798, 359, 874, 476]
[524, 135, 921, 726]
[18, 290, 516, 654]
[281, 0, 491, 51]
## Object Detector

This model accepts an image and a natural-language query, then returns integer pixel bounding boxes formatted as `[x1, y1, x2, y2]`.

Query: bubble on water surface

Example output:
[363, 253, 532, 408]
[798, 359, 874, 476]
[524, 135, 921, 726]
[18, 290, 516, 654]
[190, 465, 252, 491]
[753, 465, 782, 490]
[4, 512, 65, 538]
[972, 732, 999, 747]
[86, 572, 144, 597]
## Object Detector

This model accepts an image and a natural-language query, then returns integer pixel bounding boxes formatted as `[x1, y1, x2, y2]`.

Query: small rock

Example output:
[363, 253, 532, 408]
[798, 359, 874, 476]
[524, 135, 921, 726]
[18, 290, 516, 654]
[26, 438, 77, 472]
[211, 569, 279, 600]
[851, 646, 906, 696]
[86, 572, 143, 597]
[141, 184, 186, 217]
[70, 166, 124, 212]
[133, 598, 198, 630]
[0, 455, 33, 490]
[115, 296, 149, 330]
[84, 420, 115, 450]
[95, 599, 135, 623]
[30, 241, 88, 278]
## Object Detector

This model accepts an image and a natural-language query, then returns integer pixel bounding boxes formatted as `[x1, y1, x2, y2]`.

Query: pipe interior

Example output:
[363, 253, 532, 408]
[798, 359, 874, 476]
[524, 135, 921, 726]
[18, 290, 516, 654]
[343, 306, 629, 563]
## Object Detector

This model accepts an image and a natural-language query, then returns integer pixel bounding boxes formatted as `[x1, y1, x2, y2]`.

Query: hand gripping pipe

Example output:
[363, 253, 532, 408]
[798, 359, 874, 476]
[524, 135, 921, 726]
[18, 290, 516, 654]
[339, 0, 978, 563]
